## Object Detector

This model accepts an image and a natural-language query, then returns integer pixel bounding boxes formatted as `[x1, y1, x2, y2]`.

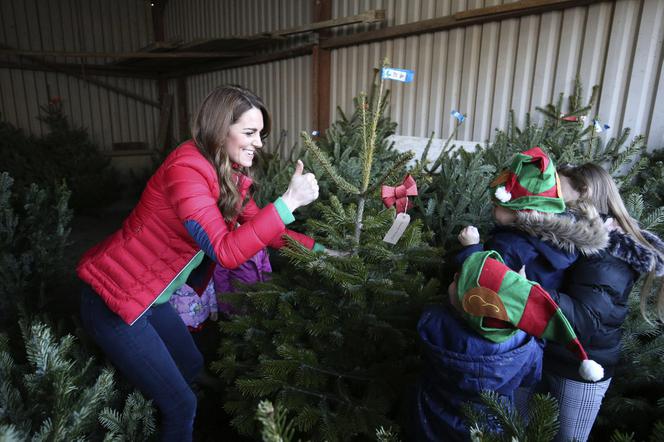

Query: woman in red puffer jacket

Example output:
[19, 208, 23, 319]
[78, 85, 321, 442]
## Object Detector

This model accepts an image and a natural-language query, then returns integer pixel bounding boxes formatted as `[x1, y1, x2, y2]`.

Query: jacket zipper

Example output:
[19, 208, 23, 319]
[129, 250, 205, 326]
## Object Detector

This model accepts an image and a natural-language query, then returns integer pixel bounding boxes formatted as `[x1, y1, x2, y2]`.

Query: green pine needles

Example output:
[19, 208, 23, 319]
[462, 391, 560, 442]
[0, 321, 115, 440]
[0, 321, 156, 441]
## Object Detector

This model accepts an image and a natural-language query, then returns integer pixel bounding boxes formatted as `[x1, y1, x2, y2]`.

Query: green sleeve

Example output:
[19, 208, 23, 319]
[273, 197, 295, 225]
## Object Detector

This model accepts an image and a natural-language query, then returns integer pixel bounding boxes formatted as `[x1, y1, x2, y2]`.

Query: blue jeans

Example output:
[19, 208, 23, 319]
[80, 286, 203, 442]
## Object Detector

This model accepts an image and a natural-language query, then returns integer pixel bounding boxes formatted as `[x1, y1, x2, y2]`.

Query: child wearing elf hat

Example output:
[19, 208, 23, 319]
[411, 250, 603, 442]
[456, 147, 607, 291]
[452, 250, 603, 381]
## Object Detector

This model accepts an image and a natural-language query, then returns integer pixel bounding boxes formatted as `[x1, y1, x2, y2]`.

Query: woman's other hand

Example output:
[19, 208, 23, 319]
[458, 226, 480, 246]
[281, 160, 319, 212]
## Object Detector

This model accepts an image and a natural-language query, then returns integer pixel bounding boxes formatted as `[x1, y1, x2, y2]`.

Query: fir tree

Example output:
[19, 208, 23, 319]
[214, 62, 440, 441]
[255, 400, 402, 442]
[0, 97, 120, 211]
[0, 321, 156, 441]
[98, 391, 156, 441]
[461, 391, 560, 442]
[0, 321, 115, 439]
[0, 172, 72, 330]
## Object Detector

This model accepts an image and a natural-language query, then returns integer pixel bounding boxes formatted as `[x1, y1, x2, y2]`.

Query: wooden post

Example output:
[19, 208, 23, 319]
[152, 0, 172, 150]
[157, 94, 174, 153]
[312, 0, 332, 135]
[177, 77, 189, 142]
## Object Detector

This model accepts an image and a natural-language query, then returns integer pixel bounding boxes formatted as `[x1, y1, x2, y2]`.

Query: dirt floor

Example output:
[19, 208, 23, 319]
[68, 196, 248, 441]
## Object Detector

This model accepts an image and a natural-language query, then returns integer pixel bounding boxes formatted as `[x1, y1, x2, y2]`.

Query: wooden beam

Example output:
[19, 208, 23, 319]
[272, 9, 384, 37]
[312, 0, 332, 135]
[321, 0, 604, 50]
[0, 44, 160, 107]
[164, 43, 315, 79]
[151, 0, 168, 42]
[157, 93, 174, 152]
[177, 77, 189, 141]
[152, 0, 173, 149]
[0, 60, 157, 79]
[0, 49, 252, 59]
[455, 0, 586, 19]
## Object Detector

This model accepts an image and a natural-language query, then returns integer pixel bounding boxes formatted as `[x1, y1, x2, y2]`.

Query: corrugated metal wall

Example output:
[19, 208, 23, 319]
[0, 0, 158, 151]
[183, 57, 313, 157]
[328, 0, 664, 148]
[164, 0, 314, 153]
[3, 0, 663, 154]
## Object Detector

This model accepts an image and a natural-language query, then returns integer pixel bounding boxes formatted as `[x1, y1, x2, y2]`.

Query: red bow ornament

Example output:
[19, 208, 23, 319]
[381, 175, 418, 213]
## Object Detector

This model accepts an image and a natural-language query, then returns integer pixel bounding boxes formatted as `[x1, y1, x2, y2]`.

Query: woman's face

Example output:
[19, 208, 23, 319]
[492, 204, 517, 225]
[224, 107, 264, 168]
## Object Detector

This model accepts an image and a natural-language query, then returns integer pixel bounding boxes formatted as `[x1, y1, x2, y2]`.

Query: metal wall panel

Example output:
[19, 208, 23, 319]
[328, 0, 664, 149]
[165, 0, 312, 40]
[0, 0, 157, 151]
[178, 56, 313, 156]
[166, 0, 314, 155]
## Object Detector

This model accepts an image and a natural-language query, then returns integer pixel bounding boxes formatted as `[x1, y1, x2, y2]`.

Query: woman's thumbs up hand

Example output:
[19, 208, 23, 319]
[281, 160, 319, 212]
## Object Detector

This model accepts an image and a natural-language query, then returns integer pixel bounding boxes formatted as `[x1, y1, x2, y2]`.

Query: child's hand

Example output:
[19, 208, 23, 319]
[325, 248, 351, 258]
[458, 226, 480, 246]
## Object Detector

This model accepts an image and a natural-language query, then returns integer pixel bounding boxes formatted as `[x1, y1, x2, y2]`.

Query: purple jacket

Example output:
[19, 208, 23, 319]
[213, 248, 271, 314]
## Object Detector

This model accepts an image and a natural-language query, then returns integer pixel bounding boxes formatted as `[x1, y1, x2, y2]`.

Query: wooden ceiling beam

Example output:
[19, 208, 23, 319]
[164, 43, 315, 79]
[271, 8, 384, 37]
[0, 60, 157, 78]
[321, 0, 606, 50]
[0, 43, 160, 107]
[0, 49, 252, 59]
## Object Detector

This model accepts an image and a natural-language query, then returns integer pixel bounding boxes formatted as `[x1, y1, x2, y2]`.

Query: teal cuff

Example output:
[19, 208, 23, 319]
[312, 243, 326, 252]
[273, 197, 295, 225]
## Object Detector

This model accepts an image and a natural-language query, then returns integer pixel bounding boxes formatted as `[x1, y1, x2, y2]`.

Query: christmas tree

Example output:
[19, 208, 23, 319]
[0, 320, 155, 441]
[213, 62, 440, 440]
[0, 172, 72, 333]
[0, 97, 120, 211]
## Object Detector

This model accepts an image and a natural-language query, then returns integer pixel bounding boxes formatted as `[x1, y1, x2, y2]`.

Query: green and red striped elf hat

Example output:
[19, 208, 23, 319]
[490, 147, 565, 213]
[456, 250, 604, 382]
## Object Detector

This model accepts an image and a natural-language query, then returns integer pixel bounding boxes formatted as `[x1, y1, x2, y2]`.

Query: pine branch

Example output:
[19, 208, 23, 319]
[300, 132, 360, 195]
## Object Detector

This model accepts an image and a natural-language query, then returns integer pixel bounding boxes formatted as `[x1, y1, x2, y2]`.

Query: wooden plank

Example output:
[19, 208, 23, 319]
[177, 77, 189, 141]
[0, 49, 253, 59]
[157, 93, 174, 152]
[320, 0, 604, 50]
[455, 0, 588, 20]
[0, 60, 157, 78]
[312, 0, 332, 134]
[272, 8, 385, 37]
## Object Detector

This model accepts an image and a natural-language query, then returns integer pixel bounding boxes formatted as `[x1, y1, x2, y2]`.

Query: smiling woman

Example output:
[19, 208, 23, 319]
[76, 85, 321, 442]
[225, 107, 264, 168]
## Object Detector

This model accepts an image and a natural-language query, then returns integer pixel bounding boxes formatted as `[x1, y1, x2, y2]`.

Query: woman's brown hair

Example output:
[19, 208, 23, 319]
[192, 85, 271, 222]
[559, 163, 664, 322]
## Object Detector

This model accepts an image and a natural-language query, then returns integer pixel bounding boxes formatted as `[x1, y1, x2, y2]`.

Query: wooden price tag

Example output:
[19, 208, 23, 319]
[383, 213, 410, 244]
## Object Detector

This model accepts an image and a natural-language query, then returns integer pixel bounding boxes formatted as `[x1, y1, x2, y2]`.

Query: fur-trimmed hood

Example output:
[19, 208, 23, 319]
[606, 228, 664, 276]
[509, 201, 609, 256]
